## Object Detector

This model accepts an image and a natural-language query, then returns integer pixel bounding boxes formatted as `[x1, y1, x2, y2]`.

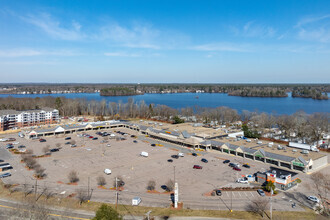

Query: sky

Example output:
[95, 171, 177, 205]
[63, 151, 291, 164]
[0, 0, 330, 83]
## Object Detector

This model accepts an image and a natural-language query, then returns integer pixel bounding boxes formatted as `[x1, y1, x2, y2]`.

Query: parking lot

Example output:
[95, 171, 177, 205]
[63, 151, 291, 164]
[0, 128, 324, 211]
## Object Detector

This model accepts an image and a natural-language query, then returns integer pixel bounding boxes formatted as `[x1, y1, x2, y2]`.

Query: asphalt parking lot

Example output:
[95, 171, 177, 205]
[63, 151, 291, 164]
[0, 128, 325, 211]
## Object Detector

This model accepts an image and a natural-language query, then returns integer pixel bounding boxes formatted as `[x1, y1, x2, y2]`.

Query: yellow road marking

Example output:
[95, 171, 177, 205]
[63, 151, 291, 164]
[0, 204, 90, 220]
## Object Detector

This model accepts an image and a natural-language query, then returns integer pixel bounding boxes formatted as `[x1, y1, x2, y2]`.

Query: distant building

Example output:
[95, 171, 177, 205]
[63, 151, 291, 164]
[0, 108, 59, 131]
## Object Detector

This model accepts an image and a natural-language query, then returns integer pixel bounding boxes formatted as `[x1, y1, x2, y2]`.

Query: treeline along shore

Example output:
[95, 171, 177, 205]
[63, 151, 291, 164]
[0, 83, 328, 100]
[0, 96, 328, 145]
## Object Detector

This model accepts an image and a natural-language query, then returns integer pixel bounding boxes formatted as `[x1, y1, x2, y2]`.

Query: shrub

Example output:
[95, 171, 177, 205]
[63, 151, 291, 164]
[296, 178, 302, 183]
[97, 176, 106, 186]
[68, 171, 79, 183]
[146, 180, 156, 191]
[93, 204, 122, 220]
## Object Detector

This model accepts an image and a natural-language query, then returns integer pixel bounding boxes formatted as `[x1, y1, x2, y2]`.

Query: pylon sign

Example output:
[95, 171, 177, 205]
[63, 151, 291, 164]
[174, 182, 178, 208]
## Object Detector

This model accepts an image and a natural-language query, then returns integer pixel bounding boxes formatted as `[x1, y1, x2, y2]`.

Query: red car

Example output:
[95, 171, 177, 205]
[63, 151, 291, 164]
[233, 167, 241, 171]
[193, 165, 203, 169]
[89, 136, 94, 139]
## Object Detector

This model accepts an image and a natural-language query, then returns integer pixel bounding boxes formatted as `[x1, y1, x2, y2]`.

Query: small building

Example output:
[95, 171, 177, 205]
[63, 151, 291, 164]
[256, 168, 299, 191]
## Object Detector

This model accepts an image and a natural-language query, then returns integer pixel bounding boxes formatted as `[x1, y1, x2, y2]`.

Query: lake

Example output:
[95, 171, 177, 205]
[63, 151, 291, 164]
[0, 93, 329, 115]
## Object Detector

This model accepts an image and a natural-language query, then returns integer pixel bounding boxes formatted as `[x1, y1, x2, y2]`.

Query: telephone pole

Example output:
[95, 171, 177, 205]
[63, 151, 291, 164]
[35, 179, 38, 201]
[87, 177, 90, 199]
[115, 177, 118, 210]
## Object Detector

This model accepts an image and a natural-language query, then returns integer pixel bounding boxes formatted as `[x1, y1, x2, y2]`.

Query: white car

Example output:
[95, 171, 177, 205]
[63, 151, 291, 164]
[104, 169, 112, 175]
[307, 196, 319, 203]
[236, 178, 248, 184]
[178, 153, 184, 157]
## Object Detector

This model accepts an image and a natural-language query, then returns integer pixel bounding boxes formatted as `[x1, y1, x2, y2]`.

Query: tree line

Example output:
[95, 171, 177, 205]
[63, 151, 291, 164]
[0, 96, 328, 145]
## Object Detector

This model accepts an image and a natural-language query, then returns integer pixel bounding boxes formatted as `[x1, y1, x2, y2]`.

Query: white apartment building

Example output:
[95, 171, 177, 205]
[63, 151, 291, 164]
[0, 108, 59, 131]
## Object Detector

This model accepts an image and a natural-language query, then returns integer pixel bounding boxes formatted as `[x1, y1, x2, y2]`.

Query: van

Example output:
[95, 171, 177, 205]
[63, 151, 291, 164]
[140, 151, 148, 157]
[178, 153, 184, 157]
[132, 197, 141, 206]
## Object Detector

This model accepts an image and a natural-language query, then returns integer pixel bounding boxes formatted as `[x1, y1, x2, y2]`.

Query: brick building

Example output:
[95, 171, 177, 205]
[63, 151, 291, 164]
[0, 108, 59, 131]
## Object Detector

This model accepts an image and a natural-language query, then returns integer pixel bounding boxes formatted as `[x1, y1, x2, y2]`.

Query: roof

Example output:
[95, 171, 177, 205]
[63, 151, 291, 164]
[0, 108, 57, 116]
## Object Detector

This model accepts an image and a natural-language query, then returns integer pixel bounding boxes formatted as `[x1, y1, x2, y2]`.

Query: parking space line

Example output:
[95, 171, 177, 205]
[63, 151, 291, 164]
[250, 192, 254, 197]
[238, 191, 241, 197]
[244, 192, 247, 197]
[225, 192, 229, 197]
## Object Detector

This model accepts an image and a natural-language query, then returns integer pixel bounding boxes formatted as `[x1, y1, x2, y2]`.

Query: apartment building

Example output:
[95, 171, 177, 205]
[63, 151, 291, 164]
[0, 108, 59, 131]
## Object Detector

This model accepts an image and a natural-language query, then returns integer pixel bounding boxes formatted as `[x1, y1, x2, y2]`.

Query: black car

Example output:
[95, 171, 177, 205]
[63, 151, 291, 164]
[18, 145, 25, 149]
[167, 159, 173, 162]
[50, 148, 59, 152]
[133, 140, 138, 143]
[215, 189, 222, 196]
[39, 139, 46, 142]
[223, 160, 230, 164]
[65, 142, 71, 145]
[131, 135, 136, 138]
[65, 137, 71, 140]
[161, 185, 168, 191]
[151, 144, 156, 147]
[201, 158, 208, 163]
[171, 155, 179, 159]
[192, 153, 197, 157]
[0, 173, 11, 178]
[243, 164, 251, 168]
[0, 159, 4, 163]
[92, 137, 98, 140]
[229, 162, 235, 167]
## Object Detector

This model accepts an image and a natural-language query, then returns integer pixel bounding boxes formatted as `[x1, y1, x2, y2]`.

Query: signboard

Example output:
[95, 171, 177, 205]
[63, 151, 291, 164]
[174, 182, 178, 208]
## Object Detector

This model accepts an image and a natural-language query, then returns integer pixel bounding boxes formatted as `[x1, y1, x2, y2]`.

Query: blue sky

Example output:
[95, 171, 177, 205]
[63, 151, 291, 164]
[0, 0, 330, 83]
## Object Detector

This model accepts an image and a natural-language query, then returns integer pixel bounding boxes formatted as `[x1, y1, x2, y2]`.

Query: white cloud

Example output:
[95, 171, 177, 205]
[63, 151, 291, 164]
[295, 15, 330, 43]
[104, 52, 141, 57]
[100, 22, 161, 49]
[0, 48, 81, 57]
[231, 21, 276, 38]
[20, 13, 84, 40]
[191, 43, 251, 52]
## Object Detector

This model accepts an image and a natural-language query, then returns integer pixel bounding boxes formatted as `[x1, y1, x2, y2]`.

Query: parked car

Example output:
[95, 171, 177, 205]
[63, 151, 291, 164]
[0, 159, 4, 162]
[133, 140, 138, 143]
[92, 137, 98, 140]
[223, 160, 230, 164]
[71, 144, 77, 148]
[257, 189, 265, 196]
[131, 135, 136, 138]
[243, 164, 250, 168]
[65, 137, 71, 140]
[229, 163, 235, 167]
[65, 142, 71, 145]
[167, 159, 173, 163]
[215, 189, 222, 196]
[50, 148, 59, 152]
[89, 136, 94, 139]
[39, 139, 46, 142]
[236, 178, 248, 184]
[107, 144, 111, 147]
[193, 165, 203, 169]
[6, 144, 14, 149]
[161, 185, 168, 191]
[151, 144, 156, 147]
[0, 173, 11, 178]
[233, 167, 241, 171]
[201, 158, 208, 163]
[178, 153, 184, 157]
[18, 145, 26, 149]
[192, 153, 197, 156]
[104, 169, 111, 175]
[171, 155, 179, 159]
[307, 196, 320, 203]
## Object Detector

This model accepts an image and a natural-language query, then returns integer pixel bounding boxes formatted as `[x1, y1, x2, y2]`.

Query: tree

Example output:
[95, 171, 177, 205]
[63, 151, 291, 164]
[97, 176, 106, 186]
[113, 176, 125, 188]
[68, 171, 79, 183]
[165, 179, 174, 192]
[93, 204, 122, 220]
[34, 165, 46, 178]
[43, 145, 50, 154]
[264, 181, 276, 193]
[76, 189, 89, 205]
[173, 115, 184, 124]
[246, 197, 269, 218]
[147, 180, 156, 191]
[242, 124, 260, 138]
[310, 172, 330, 216]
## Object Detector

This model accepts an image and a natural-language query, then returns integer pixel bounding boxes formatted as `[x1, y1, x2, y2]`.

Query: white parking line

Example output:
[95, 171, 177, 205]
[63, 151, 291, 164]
[238, 191, 241, 197]
[225, 192, 229, 197]
[244, 192, 248, 197]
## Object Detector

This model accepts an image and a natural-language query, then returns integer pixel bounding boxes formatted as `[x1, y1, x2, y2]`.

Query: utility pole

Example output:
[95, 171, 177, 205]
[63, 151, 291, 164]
[87, 177, 90, 199]
[115, 177, 118, 210]
[230, 184, 233, 212]
[270, 188, 273, 220]
[35, 179, 38, 201]
[174, 166, 176, 183]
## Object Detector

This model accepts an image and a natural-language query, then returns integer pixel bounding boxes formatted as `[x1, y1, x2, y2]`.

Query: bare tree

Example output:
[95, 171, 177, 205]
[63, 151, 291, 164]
[310, 172, 330, 216]
[34, 165, 46, 178]
[246, 197, 269, 218]
[43, 145, 50, 155]
[76, 189, 89, 205]
[22, 182, 33, 197]
[165, 179, 174, 192]
[70, 140, 76, 145]
[25, 157, 37, 169]
[55, 143, 61, 149]
[97, 176, 106, 186]
[113, 176, 125, 188]
[68, 170, 79, 183]
[147, 180, 156, 191]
